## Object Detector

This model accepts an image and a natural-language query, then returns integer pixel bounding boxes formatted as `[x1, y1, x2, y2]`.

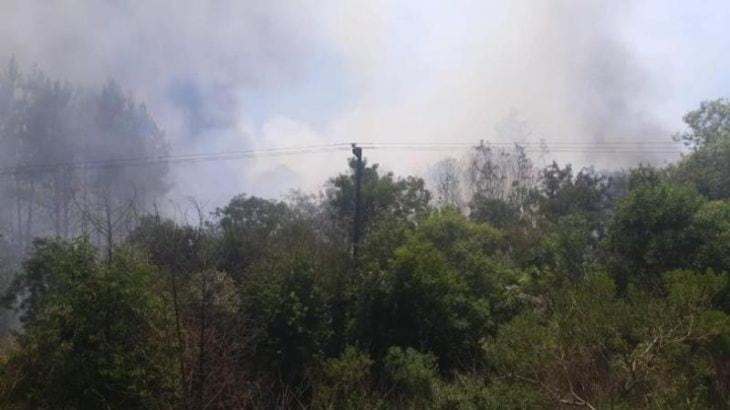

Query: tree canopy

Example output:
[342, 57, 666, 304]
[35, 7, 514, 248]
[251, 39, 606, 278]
[1, 96, 730, 408]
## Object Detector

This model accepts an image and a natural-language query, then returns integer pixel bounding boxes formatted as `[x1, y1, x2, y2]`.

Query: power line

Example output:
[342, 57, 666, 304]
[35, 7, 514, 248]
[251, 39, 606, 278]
[366, 146, 688, 154]
[359, 140, 682, 146]
[0, 144, 353, 176]
[0, 139, 692, 177]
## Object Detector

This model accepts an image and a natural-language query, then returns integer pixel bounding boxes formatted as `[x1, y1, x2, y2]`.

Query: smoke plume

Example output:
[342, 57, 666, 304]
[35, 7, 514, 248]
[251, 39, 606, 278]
[0, 0, 701, 203]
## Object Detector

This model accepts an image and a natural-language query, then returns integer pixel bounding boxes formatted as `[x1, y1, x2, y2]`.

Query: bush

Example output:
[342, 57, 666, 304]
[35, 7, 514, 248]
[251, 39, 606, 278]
[1, 241, 177, 408]
[433, 376, 539, 410]
[240, 254, 334, 382]
[383, 347, 439, 405]
[312, 346, 378, 409]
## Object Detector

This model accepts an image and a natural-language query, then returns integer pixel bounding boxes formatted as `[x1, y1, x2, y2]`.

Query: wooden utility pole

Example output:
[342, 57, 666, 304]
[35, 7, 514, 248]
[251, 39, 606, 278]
[352, 144, 363, 265]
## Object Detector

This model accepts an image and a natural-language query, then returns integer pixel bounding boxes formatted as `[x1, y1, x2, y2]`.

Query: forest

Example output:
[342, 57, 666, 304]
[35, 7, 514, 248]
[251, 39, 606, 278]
[0, 63, 728, 409]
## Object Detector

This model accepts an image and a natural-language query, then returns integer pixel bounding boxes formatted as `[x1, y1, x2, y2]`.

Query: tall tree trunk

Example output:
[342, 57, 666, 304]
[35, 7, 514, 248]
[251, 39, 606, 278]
[104, 196, 113, 264]
[14, 176, 23, 248]
[63, 196, 69, 238]
[26, 179, 34, 245]
[81, 166, 89, 237]
[197, 272, 209, 409]
[54, 174, 61, 237]
[170, 268, 188, 408]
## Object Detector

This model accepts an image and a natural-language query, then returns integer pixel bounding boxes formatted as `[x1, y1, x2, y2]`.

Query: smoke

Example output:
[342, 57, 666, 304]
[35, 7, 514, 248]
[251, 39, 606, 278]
[0, 0, 694, 204]
[325, 0, 673, 172]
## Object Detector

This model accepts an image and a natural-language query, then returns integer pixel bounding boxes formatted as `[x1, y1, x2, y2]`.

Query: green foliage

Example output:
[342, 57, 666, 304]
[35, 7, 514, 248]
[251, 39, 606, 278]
[3, 99, 730, 408]
[691, 200, 730, 311]
[538, 162, 613, 224]
[691, 201, 730, 272]
[516, 162, 616, 286]
[485, 271, 729, 409]
[432, 376, 540, 410]
[328, 159, 431, 236]
[630, 164, 665, 190]
[469, 196, 521, 228]
[359, 214, 415, 272]
[312, 346, 377, 409]
[608, 180, 706, 290]
[183, 268, 245, 408]
[3, 238, 97, 324]
[1, 241, 176, 408]
[416, 211, 524, 322]
[675, 135, 730, 200]
[355, 211, 520, 370]
[240, 254, 334, 382]
[128, 215, 210, 275]
[677, 98, 730, 149]
[215, 194, 294, 277]
[383, 347, 439, 404]
[417, 209, 504, 256]
[356, 237, 473, 368]
[672, 98, 730, 199]
[535, 213, 599, 284]
[0, 237, 17, 334]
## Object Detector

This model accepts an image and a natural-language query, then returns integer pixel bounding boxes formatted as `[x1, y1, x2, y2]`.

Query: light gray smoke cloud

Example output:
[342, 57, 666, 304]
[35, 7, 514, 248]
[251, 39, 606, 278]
[0, 0, 332, 205]
[0, 0, 685, 205]
[321, 0, 676, 176]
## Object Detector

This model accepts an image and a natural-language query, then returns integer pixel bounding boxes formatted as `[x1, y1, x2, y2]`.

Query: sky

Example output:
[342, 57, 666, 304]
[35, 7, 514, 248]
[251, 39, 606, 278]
[1, 0, 729, 205]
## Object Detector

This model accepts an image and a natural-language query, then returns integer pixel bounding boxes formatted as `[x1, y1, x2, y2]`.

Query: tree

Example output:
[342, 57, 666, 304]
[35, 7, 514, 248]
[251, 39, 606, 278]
[465, 142, 536, 214]
[538, 162, 613, 227]
[607, 180, 705, 291]
[214, 194, 293, 278]
[239, 253, 334, 384]
[692, 200, 730, 274]
[537, 213, 598, 283]
[1, 241, 176, 408]
[672, 99, 730, 200]
[0, 62, 169, 250]
[3, 238, 96, 324]
[0, 234, 19, 333]
[128, 214, 209, 275]
[85, 81, 169, 209]
[511, 163, 614, 285]
[382, 347, 439, 406]
[354, 211, 521, 370]
[312, 346, 376, 409]
[485, 271, 729, 408]
[469, 196, 521, 229]
[431, 157, 464, 209]
[677, 99, 730, 150]
[692, 200, 730, 311]
[327, 158, 431, 242]
[184, 269, 245, 409]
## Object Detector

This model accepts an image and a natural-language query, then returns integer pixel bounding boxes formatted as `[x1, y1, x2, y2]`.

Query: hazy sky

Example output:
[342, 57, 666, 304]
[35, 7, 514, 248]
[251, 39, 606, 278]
[1, 0, 729, 204]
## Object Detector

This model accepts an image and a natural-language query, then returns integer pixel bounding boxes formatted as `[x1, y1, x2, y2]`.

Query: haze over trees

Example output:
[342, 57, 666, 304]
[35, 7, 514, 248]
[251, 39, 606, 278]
[0, 63, 729, 408]
[0, 60, 168, 259]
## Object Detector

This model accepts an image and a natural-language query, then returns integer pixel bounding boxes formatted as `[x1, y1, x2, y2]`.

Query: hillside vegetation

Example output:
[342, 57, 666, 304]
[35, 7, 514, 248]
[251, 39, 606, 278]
[1, 99, 729, 408]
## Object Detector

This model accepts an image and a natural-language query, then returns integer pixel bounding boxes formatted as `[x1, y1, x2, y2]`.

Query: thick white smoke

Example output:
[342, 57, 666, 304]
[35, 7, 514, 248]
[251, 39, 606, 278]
[1, 0, 725, 204]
